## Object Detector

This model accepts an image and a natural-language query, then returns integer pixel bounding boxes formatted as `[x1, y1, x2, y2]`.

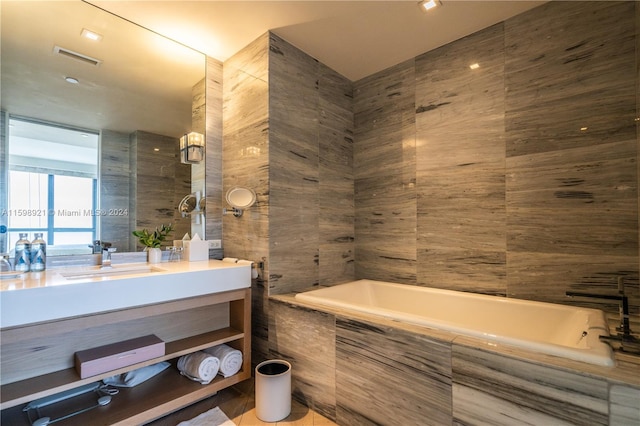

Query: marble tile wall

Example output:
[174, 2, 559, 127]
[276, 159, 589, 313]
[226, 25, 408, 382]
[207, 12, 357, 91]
[269, 33, 322, 294]
[318, 62, 355, 286]
[204, 57, 224, 259]
[130, 130, 191, 250]
[503, 1, 638, 308]
[335, 317, 452, 425]
[610, 384, 640, 425]
[353, 1, 639, 315]
[221, 32, 354, 362]
[222, 33, 271, 363]
[103, 123, 202, 252]
[222, 33, 269, 264]
[268, 300, 336, 420]
[353, 60, 417, 284]
[100, 129, 132, 249]
[189, 77, 207, 240]
[269, 33, 355, 294]
[222, 32, 354, 295]
[451, 343, 609, 425]
[415, 23, 506, 295]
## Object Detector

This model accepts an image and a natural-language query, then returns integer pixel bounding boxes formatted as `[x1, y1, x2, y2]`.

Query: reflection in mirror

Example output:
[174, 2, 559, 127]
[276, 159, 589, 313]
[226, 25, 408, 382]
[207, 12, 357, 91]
[6, 118, 99, 255]
[178, 191, 205, 230]
[0, 1, 207, 258]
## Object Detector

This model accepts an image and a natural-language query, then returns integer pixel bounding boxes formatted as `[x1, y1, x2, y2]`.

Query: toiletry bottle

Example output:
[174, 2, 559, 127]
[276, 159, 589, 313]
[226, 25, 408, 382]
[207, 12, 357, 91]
[14, 233, 31, 272]
[0, 253, 12, 272]
[30, 233, 46, 271]
[0, 224, 8, 254]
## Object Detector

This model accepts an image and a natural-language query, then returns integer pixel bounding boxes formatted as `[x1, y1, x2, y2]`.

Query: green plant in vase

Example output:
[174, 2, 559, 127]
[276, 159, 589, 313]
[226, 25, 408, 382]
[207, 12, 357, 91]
[132, 224, 173, 263]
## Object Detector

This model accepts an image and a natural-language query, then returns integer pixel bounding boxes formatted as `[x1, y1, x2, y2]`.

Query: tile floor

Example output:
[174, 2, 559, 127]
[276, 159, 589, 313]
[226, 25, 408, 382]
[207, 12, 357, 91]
[148, 378, 337, 426]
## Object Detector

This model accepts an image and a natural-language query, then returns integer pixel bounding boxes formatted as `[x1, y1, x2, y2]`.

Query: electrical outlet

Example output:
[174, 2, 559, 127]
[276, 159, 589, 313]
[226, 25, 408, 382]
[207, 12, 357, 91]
[208, 239, 222, 249]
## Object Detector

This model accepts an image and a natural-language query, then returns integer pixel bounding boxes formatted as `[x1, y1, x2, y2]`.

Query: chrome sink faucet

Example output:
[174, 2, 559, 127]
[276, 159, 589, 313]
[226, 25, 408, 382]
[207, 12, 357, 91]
[89, 240, 112, 254]
[101, 245, 117, 269]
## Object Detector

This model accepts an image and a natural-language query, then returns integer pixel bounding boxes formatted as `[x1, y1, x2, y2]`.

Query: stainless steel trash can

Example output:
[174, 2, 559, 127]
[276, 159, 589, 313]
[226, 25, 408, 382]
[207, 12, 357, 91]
[255, 359, 291, 422]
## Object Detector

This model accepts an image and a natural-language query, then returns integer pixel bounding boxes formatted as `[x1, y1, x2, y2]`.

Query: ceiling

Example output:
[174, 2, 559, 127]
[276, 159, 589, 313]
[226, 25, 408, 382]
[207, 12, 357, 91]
[89, 0, 544, 82]
[1, 1, 205, 136]
[1, 0, 545, 140]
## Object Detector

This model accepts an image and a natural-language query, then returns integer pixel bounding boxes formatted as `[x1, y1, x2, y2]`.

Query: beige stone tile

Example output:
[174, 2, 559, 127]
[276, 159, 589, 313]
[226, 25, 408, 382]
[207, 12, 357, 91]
[290, 399, 309, 412]
[276, 408, 314, 426]
[237, 407, 273, 426]
[312, 411, 338, 426]
[234, 391, 326, 426]
[220, 396, 249, 426]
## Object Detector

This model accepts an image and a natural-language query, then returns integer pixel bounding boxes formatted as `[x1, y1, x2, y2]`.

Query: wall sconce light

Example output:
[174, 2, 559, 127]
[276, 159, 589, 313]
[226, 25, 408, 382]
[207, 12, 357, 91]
[180, 132, 205, 164]
[223, 187, 256, 218]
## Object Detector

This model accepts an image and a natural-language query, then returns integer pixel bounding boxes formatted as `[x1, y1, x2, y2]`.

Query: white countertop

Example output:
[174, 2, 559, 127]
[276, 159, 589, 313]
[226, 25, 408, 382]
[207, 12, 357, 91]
[0, 259, 251, 329]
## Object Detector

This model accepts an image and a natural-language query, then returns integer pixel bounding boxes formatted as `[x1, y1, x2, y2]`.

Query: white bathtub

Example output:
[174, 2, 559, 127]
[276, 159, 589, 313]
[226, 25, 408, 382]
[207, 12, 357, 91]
[294, 279, 615, 367]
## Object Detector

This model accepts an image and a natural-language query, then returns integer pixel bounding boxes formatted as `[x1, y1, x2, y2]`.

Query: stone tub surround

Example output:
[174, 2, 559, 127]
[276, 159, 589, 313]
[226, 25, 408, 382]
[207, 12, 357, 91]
[0, 259, 250, 328]
[271, 295, 640, 425]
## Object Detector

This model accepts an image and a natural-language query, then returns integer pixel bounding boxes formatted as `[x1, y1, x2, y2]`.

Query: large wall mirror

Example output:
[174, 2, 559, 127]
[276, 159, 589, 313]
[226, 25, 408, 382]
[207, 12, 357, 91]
[1, 1, 206, 257]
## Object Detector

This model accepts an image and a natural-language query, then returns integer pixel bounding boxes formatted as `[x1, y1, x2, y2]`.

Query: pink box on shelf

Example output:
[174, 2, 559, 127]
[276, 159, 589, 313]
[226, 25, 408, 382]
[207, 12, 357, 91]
[74, 334, 165, 379]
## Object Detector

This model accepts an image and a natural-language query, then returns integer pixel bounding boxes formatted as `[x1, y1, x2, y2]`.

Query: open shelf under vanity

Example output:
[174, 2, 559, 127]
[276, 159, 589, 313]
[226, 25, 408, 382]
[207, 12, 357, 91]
[1, 288, 251, 426]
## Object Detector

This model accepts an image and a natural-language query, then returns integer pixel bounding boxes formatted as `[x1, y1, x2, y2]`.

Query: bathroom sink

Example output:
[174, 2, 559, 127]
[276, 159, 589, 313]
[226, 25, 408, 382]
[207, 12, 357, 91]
[2, 260, 251, 327]
[60, 265, 164, 280]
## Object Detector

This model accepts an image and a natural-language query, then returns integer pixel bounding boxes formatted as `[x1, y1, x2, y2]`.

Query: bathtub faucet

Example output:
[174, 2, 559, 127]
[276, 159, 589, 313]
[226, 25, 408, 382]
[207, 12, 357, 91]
[566, 277, 638, 353]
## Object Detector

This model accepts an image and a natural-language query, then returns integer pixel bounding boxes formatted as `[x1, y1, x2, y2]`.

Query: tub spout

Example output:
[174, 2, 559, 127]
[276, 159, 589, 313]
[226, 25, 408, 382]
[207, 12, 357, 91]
[565, 290, 630, 337]
[566, 278, 636, 352]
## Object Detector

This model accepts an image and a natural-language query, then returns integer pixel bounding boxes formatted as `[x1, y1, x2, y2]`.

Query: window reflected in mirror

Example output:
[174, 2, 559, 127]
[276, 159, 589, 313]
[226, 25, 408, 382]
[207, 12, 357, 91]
[7, 117, 99, 255]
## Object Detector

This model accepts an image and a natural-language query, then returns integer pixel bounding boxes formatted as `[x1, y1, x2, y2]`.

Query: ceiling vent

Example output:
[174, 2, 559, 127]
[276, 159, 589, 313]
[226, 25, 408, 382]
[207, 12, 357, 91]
[53, 46, 102, 67]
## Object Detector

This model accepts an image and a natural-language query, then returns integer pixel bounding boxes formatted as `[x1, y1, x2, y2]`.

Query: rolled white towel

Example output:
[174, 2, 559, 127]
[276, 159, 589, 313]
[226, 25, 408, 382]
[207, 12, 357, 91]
[203, 344, 243, 378]
[237, 259, 258, 279]
[177, 351, 220, 385]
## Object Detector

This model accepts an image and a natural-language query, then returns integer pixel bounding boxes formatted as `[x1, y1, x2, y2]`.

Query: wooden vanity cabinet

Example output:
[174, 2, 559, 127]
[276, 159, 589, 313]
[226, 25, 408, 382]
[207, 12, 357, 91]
[0, 288, 251, 425]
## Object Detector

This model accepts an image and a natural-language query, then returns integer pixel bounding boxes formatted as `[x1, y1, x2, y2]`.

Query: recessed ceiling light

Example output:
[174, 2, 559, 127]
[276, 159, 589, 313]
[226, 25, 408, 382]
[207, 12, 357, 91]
[580, 127, 588, 131]
[64, 76, 79, 84]
[154, 148, 160, 152]
[419, 0, 441, 12]
[469, 63, 480, 70]
[81, 28, 103, 42]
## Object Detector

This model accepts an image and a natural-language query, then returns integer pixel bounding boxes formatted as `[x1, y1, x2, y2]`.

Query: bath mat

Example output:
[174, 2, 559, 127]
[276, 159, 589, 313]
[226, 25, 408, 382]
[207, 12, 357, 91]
[177, 406, 236, 426]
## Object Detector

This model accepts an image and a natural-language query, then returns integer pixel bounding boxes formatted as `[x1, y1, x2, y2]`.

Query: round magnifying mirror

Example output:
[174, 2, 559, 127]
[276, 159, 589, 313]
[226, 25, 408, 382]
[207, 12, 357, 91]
[226, 187, 256, 209]
[178, 193, 197, 216]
